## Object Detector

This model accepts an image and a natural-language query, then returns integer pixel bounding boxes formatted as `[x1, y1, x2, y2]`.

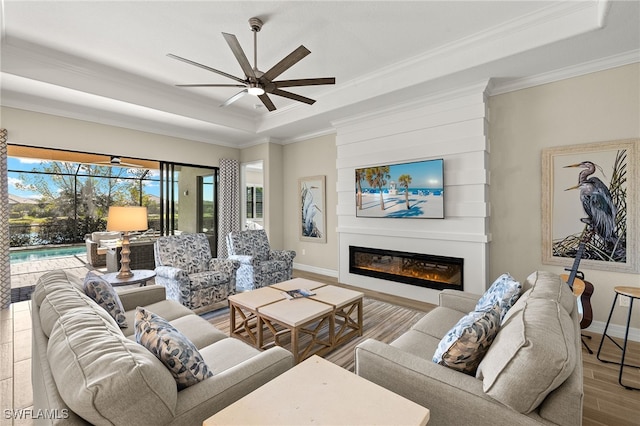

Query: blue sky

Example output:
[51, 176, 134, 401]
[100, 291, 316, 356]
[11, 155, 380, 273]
[359, 159, 444, 189]
[7, 157, 161, 199]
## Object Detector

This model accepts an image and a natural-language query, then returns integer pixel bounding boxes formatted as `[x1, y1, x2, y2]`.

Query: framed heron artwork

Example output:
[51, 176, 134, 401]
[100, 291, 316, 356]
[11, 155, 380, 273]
[299, 175, 326, 243]
[542, 139, 638, 273]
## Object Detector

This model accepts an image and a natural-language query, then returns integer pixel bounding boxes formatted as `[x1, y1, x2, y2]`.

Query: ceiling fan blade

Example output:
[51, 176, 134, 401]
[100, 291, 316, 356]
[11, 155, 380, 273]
[119, 162, 144, 168]
[167, 53, 246, 84]
[258, 93, 276, 111]
[274, 78, 335, 88]
[261, 45, 311, 81]
[176, 84, 247, 88]
[271, 89, 316, 105]
[222, 33, 257, 80]
[220, 90, 248, 108]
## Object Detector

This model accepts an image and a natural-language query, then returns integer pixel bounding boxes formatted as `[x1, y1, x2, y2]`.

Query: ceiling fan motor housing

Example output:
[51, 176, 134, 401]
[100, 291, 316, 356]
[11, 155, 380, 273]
[249, 17, 263, 32]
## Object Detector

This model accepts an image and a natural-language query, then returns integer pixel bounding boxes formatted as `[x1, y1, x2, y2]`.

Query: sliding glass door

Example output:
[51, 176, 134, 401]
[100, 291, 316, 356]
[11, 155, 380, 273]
[159, 162, 219, 255]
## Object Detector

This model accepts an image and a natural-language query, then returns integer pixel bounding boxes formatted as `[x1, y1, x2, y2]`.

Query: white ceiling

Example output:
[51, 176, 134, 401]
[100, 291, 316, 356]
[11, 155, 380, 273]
[1, 1, 639, 148]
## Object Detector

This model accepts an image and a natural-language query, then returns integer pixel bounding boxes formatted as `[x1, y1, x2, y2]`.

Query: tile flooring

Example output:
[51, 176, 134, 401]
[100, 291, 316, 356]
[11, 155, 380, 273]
[1, 301, 32, 426]
[3, 256, 105, 425]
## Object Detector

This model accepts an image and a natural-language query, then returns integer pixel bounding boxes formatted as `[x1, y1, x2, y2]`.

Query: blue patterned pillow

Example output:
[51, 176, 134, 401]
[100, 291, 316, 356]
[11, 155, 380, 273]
[83, 272, 127, 328]
[433, 305, 501, 375]
[475, 273, 521, 320]
[135, 307, 213, 389]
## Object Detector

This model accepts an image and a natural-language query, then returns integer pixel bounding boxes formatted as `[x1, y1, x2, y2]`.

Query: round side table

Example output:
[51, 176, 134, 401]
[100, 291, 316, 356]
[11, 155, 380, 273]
[101, 269, 156, 287]
[596, 286, 640, 391]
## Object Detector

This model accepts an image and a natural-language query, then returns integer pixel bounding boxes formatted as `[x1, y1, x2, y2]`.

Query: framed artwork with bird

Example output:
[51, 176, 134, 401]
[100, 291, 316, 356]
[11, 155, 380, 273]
[542, 139, 639, 273]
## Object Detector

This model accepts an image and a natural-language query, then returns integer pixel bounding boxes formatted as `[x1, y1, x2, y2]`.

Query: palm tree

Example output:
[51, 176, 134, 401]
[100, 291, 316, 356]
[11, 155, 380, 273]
[365, 166, 390, 210]
[355, 169, 364, 210]
[398, 174, 412, 209]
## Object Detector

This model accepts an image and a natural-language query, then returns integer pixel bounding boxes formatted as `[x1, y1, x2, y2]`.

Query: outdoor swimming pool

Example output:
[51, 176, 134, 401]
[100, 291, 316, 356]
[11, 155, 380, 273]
[10, 246, 86, 263]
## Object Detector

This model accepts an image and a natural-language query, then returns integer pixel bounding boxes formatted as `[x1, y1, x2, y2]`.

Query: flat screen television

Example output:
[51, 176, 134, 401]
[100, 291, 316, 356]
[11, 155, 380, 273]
[355, 158, 444, 219]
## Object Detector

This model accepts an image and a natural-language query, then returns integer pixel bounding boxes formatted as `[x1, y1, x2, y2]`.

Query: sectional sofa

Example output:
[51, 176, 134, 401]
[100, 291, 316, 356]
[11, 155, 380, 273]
[356, 270, 583, 426]
[31, 269, 294, 425]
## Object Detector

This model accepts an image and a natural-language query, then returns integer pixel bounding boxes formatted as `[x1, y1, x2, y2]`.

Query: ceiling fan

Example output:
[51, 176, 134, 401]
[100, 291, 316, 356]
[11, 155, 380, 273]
[168, 17, 335, 111]
[95, 156, 144, 168]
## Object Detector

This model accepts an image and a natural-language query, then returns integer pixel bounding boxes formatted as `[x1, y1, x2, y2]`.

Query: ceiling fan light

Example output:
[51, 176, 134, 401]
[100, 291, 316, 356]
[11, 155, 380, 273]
[247, 85, 265, 96]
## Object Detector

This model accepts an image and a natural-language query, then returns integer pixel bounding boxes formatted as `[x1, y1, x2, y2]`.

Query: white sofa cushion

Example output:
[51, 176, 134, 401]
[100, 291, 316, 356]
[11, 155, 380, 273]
[524, 270, 576, 315]
[476, 297, 576, 413]
[33, 269, 84, 307]
[48, 307, 178, 425]
[33, 270, 117, 337]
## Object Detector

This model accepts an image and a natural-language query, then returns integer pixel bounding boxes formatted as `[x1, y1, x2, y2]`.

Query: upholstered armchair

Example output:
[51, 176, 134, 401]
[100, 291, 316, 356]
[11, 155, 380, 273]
[226, 229, 296, 291]
[154, 233, 240, 312]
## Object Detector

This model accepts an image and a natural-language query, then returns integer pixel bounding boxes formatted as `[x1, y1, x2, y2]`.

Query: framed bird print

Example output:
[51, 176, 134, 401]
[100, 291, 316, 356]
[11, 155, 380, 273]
[542, 139, 639, 273]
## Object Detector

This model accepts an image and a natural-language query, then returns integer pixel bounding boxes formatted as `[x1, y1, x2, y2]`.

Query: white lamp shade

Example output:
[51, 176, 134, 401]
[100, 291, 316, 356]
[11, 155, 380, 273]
[106, 206, 148, 232]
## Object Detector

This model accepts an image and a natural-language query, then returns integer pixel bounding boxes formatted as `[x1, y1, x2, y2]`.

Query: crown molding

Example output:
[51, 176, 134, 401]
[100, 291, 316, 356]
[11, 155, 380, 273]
[487, 51, 640, 96]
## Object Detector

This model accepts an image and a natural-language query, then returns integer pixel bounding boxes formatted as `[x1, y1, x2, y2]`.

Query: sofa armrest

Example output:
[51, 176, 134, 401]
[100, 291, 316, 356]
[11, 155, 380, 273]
[118, 285, 166, 311]
[355, 339, 544, 426]
[173, 347, 294, 421]
[438, 289, 482, 312]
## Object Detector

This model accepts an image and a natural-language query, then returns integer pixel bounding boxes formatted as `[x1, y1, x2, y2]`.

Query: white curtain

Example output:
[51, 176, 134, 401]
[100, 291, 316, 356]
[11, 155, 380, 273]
[217, 158, 240, 258]
[1, 129, 11, 309]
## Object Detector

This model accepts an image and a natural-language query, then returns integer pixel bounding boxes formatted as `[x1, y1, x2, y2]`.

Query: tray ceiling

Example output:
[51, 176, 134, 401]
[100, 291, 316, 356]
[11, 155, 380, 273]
[1, 1, 638, 147]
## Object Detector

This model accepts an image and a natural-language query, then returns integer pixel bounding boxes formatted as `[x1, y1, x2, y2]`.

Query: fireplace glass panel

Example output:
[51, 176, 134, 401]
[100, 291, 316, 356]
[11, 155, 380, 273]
[349, 246, 463, 291]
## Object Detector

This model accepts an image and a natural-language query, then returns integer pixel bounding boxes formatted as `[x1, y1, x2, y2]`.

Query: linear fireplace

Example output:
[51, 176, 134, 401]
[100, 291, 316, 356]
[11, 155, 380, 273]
[349, 246, 463, 291]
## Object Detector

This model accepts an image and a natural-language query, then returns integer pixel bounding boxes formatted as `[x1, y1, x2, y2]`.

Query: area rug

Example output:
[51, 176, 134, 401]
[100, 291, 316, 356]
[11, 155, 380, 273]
[206, 297, 430, 371]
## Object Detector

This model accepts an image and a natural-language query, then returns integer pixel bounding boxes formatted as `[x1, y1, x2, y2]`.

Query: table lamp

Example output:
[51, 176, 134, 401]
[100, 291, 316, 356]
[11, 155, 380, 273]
[106, 206, 148, 279]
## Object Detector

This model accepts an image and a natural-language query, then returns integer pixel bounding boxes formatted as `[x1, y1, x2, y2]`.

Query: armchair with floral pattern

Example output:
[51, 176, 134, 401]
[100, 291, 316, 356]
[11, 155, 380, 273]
[226, 229, 296, 291]
[154, 233, 239, 312]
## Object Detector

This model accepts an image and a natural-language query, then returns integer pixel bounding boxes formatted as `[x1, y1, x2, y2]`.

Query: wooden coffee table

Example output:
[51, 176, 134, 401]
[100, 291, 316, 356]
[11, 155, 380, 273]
[228, 286, 285, 347]
[228, 278, 364, 363]
[203, 355, 430, 425]
[258, 296, 334, 363]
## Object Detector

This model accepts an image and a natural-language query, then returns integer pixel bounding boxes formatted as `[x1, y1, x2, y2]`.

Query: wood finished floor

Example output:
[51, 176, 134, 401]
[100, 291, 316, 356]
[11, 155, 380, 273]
[2, 269, 638, 425]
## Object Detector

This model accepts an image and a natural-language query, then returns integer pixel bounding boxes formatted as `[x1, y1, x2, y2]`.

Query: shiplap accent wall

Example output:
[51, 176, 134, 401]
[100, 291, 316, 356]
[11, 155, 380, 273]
[334, 82, 491, 305]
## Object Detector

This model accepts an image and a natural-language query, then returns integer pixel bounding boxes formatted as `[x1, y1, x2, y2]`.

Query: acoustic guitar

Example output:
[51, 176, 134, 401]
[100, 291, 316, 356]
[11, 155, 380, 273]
[559, 228, 594, 331]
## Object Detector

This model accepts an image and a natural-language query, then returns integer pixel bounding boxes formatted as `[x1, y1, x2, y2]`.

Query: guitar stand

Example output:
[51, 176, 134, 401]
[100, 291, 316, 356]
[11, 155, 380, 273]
[581, 334, 593, 354]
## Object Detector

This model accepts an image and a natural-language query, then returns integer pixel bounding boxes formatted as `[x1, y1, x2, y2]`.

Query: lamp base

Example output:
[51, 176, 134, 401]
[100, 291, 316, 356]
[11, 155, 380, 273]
[116, 269, 134, 279]
[117, 231, 134, 280]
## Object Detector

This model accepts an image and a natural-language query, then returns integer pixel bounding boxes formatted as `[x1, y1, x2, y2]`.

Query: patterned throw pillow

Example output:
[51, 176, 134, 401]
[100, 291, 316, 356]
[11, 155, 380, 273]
[475, 273, 522, 321]
[135, 307, 213, 389]
[83, 272, 128, 328]
[433, 305, 501, 375]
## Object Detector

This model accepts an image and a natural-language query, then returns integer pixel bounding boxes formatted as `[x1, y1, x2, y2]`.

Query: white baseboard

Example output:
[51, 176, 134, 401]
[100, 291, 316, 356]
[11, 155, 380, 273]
[585, 320, 640, 343]
[293, 263, 339, 278]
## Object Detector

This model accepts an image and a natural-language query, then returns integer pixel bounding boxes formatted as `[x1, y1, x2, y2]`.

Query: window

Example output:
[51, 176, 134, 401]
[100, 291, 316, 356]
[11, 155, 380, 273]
[246, 185, 263, 219]
[7, 145, 218, 252]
